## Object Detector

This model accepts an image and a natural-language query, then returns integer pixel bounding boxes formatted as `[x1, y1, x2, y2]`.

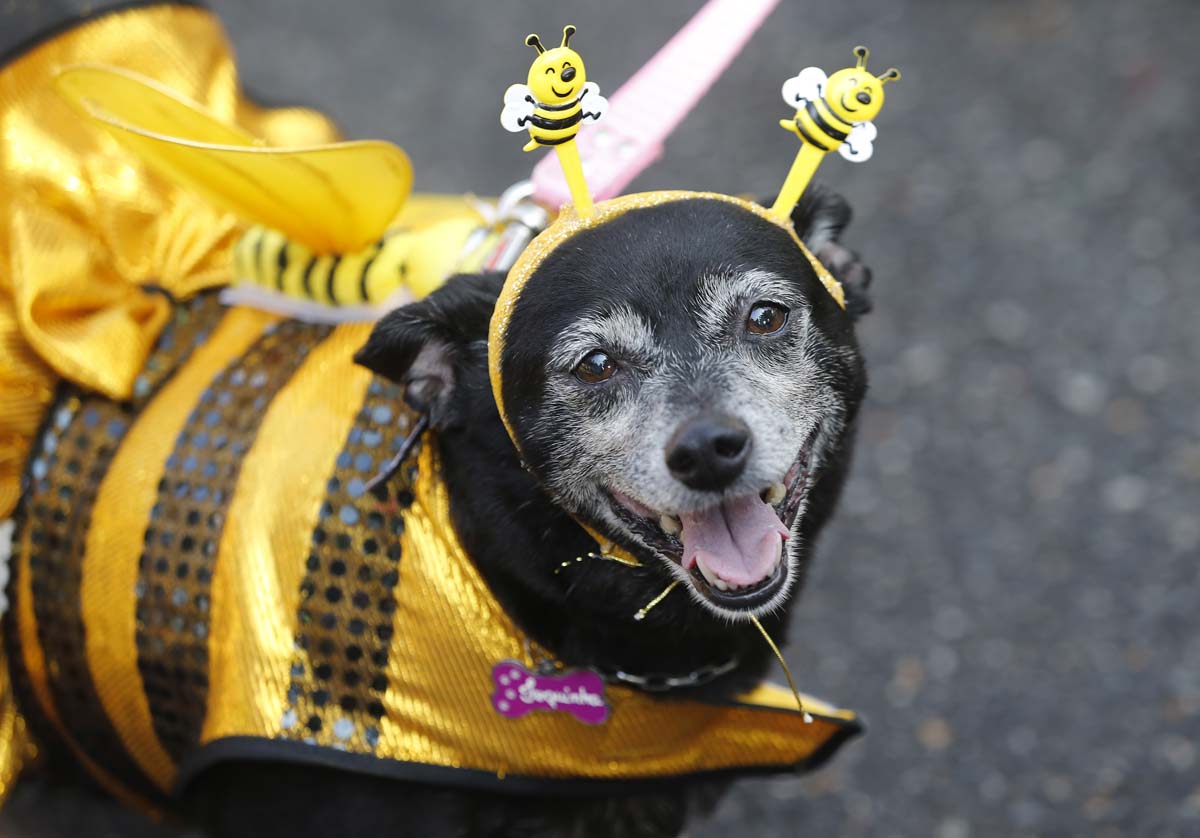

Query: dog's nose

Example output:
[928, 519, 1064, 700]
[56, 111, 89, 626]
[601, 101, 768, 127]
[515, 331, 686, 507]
[561, 66, 576, 82]
[665, 413, 751, 491]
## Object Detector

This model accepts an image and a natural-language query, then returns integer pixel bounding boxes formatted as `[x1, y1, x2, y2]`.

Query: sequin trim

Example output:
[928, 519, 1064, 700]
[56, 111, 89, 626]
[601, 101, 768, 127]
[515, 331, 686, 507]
[278, 379, 416, 753]
[20, 393, 164, 800]
[135, 321, 331, 760]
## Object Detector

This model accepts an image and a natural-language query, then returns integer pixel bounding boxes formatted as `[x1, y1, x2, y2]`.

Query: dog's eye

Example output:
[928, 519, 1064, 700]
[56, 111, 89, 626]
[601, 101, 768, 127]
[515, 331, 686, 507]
[574, 350, 618, 383]
[746, 302, 789, 335]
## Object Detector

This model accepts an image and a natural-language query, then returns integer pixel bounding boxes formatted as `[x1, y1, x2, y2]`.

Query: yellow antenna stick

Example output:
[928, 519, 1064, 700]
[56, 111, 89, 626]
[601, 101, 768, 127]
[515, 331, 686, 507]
[770, 46, 899, 220]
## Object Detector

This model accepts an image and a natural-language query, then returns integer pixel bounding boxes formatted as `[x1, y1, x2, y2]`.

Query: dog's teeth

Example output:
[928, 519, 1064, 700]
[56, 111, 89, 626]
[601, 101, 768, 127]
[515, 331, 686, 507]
[713, 578, 729, 591]
[695, 556, 720, 588]
[659, 513, 681, 536]
[763, 482, 786, 505]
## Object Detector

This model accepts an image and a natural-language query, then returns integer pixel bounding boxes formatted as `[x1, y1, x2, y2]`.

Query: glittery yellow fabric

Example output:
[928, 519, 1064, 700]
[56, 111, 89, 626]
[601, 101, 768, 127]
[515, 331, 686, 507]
[363, 444, 858, 783]
[0, 4, 340, 519]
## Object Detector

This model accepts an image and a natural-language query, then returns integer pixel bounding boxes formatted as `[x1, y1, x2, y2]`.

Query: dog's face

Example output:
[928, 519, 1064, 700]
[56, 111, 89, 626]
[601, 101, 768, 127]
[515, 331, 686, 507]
[356, 194, 869, 626]
[496, 199, 866, 620]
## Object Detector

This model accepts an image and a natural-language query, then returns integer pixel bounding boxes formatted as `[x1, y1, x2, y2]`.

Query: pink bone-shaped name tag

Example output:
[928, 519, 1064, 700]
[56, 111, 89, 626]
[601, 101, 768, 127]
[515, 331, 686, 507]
[491, 660, 610, 725]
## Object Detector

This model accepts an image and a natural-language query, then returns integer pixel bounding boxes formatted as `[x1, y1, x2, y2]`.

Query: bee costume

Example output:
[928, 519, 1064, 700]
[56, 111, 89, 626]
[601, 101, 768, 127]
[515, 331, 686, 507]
[0, 0, 898, 813]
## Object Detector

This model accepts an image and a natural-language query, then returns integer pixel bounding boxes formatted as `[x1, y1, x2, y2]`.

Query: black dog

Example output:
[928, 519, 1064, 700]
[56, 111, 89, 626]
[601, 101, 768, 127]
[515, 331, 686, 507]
[184, 185, 873, 838]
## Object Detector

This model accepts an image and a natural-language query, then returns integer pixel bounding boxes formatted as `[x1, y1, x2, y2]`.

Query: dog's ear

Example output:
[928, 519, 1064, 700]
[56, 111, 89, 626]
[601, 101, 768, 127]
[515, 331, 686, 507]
[354, 272, 504, 427]
[781, 184, 874, 319]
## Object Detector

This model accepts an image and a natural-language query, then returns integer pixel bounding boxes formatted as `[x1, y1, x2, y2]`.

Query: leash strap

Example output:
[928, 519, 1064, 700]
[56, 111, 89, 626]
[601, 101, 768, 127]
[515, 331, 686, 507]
[530, 0, 781, 208]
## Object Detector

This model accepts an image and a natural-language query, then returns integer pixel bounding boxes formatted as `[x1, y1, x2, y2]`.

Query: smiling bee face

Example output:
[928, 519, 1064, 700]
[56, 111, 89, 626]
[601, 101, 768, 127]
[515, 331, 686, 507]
[823, 67, 885, 123]
[527, 46, 587, 103]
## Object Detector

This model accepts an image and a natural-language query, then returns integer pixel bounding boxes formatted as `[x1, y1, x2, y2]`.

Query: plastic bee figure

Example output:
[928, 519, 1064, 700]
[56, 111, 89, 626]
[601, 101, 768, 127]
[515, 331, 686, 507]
[769, 45, 899, 218]
[501, 25, 608, 152]
[780, 45, 898, 162]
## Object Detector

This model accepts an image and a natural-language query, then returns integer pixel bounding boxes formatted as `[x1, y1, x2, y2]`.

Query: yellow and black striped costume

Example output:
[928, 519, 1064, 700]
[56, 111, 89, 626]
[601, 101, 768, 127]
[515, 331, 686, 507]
[0, 0, 860, 812]
[6, 292, 859, 810]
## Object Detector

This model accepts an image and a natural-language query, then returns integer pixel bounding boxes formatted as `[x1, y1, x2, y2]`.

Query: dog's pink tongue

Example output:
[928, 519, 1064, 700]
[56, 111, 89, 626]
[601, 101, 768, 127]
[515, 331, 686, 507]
[680, 495, 788, 587]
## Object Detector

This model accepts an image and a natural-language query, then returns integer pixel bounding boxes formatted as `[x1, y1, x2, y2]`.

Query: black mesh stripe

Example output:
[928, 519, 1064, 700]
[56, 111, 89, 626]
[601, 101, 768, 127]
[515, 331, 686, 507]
[277, 378, 418, 750]
[21, 391, 166, 801]
[131, 292, 225, 409]
[134, 320, 332, 761]
[6, 296, 226, 799]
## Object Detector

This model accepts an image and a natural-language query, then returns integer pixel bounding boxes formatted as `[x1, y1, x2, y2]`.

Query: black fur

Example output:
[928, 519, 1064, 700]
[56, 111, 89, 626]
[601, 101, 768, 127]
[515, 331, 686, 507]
[191, 190, 873, 838]
[787, 183, 873, 318]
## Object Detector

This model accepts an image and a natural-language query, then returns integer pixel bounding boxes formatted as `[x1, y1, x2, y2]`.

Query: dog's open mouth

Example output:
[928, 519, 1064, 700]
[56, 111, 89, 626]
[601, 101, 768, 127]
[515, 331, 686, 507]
[608, 428, 819, 612]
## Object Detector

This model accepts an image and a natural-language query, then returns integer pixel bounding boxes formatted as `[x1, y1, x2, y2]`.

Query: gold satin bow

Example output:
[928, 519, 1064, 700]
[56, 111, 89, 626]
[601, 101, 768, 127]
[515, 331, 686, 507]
[0, 4, 341, 518]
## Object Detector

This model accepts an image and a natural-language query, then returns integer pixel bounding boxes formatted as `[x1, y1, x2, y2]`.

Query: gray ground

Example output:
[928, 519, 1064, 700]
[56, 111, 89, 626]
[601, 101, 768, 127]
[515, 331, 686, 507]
[3, 0, 1199, 836]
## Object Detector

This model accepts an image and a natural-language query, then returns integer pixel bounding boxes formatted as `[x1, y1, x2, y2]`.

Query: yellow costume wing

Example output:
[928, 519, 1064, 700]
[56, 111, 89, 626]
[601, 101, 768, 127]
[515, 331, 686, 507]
[54, 65, 412, 254]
